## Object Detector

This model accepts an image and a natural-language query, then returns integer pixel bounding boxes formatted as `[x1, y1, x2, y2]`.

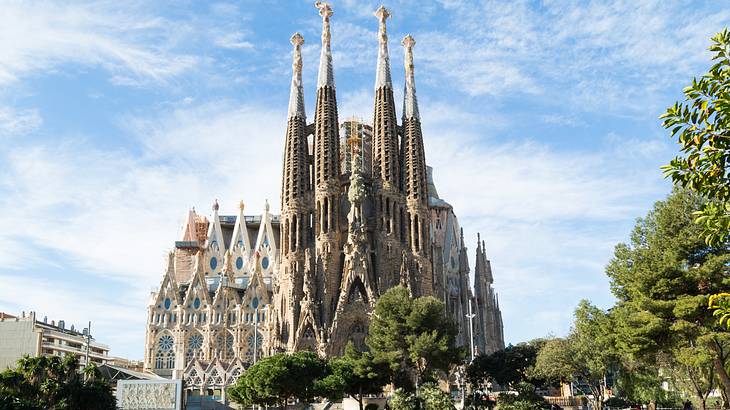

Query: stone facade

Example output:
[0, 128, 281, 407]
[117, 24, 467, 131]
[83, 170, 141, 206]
[142, 2, 504, 400]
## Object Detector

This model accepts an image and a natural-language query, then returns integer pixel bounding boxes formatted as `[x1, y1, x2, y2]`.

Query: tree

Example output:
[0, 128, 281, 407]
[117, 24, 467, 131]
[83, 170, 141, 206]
[606, 189, 730, 406]
[494, 381, 549, 410]
[318, 343, 389, 410]
[367, 286, 461, 391]
[0, 355, 115, 410]
[420, 382, 454, 410]
[228, 351, 327, 409]
[710, 293, 730, 329]
[467, 339, 546, 390]
[532, 301, 617, 410]
[661, 29, 730, 247]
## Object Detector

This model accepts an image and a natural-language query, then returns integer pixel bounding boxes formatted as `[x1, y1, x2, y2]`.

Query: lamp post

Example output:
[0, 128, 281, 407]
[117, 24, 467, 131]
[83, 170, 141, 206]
[466, 299, 476, 362]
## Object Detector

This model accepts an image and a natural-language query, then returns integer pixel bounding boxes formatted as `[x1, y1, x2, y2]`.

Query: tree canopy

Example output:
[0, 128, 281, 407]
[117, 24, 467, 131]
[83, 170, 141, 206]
[661, 28, 730, 246]
[228, 351, 327, 409]
[367, 286, 461, 391]
[0, 355, 115, 410]
[606, 189, 730, 407]
[316, 343, 389, 410]
[467, 339, 546, 390]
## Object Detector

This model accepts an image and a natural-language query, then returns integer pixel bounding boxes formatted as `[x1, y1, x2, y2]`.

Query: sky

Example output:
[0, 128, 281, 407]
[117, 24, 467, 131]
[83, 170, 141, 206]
[0, 0, 727, 361]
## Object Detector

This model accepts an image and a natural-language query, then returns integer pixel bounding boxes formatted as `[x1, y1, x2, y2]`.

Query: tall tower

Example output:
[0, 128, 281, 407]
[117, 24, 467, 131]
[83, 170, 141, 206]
[274, 32, 312, 352]
[401, 35, 433, 297]
[473, 235, 504, 354]
[372, 6, 405, 293]
[313, 2, 343, 327]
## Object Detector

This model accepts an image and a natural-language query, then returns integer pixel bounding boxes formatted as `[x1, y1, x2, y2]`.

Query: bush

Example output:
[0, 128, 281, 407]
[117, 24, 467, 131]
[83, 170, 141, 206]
[390, 388, 419, 410]
[495, 382, 549, 410]
[421, 383, 454, 410]
[365, 403, 379, 410]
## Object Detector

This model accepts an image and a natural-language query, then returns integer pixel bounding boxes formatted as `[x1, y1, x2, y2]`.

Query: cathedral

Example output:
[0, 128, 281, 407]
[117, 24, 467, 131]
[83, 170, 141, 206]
[143, 3, 504, 401]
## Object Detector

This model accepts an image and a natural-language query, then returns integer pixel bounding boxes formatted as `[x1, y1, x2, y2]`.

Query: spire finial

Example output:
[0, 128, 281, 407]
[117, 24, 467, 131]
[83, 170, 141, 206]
[402, 34, 420, 120]
[287, 32, 306, 118]
[315, 2, 334, 88]
[239, 200, 245, 211]
[265, 199, 270, 212]
[374, 5, 392, 89]
[213, 199, 219, 211]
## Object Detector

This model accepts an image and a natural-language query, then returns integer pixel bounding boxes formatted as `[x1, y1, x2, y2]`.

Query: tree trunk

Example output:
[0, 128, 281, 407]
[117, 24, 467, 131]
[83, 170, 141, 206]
[710, 340, 730, 409]
[358, 385, 364, 410]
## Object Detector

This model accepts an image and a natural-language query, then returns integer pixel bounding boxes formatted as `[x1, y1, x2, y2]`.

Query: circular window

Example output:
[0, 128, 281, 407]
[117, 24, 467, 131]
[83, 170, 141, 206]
[251, 297, 259, 309]
[194, 297, 201, 309]
[188, 334, 203, 349]
[247, 332, 262, 349]
[261, 256, 269, 270]
[158, 335, 174, 351]
[164, 298, 171, 310]
[210, 257, 218, 271]
[236, 257, 244, 270]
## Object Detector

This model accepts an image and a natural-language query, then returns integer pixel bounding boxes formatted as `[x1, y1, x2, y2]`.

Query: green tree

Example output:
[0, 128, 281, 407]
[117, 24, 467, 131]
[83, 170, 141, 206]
[494, 381, 549, 410]
[532, 301, 617, 410]
[390, 388, 419, 410]
[0, 355, 115, 410]
[420, 382, 454, 410]
[367, 286, 461, 391]
[661, 29, 730, 247]
[317, 343, 389, 410]
[228, 351, 327, 409]
[606, 189, 730, 405]
[467, 339, 546, 390]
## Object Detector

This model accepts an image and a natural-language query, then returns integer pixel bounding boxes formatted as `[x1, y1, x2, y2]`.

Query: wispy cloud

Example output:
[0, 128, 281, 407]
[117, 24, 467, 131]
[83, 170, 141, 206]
[0, 1, 197, 86]
[0, 106, 42, 136]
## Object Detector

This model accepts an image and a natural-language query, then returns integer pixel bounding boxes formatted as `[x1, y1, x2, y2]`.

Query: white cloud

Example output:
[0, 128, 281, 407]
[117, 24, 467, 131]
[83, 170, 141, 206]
[0, 106, 42, 136]
[0, 2, 197, 86]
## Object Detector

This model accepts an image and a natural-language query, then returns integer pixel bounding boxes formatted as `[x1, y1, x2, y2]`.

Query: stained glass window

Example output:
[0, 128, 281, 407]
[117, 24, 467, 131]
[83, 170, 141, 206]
[261, 256, 269, 270]
[236, 257, 244, 270]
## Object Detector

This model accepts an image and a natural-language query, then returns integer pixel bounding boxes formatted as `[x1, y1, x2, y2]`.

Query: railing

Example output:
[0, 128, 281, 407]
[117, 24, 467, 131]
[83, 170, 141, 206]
[545, 396, 588, 406]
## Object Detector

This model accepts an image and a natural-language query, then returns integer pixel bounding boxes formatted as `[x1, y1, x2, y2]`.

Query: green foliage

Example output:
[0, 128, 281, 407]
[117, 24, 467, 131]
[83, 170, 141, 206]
[709, 293, 730, 328]
[367, 286, 461, 391]
[467, 339, 546, 390]
[317, 343, 389, 410]
[0, 355, 115, 410]
[612, 366, 682, 407]
[390, 388, 419, 410]
[495, 382, 548, 410]
[606, 189, 730, 405]
[661, 28, 730, 246]
[532, 301, 616, 410]
[228, 351, 327, 409]
[420, 383, 454, 410]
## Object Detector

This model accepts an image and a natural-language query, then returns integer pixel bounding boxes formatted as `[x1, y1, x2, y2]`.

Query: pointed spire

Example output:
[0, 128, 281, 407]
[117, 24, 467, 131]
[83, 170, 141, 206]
[315, 2, 334, 88]
[402, 34, 419, 120]
[374, 5, 392, 89]
[288, 32, 306, 119]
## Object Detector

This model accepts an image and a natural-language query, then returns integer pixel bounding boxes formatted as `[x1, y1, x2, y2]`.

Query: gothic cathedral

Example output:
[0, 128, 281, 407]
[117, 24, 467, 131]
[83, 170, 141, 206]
[143, 3, 504, 396]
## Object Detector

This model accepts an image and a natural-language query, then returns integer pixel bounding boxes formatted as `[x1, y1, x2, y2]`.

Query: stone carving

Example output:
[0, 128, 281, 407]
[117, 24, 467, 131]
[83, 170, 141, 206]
[118, 381, 178, 410]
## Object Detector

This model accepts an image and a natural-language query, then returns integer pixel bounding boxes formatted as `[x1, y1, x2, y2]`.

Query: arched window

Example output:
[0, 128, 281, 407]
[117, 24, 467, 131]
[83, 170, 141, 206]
[156, 334, 174, 369]
[155, 351, 164, 369]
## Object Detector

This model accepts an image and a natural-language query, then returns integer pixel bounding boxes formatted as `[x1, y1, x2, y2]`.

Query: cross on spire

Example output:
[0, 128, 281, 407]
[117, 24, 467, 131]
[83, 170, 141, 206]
[315, 2, 334, 88]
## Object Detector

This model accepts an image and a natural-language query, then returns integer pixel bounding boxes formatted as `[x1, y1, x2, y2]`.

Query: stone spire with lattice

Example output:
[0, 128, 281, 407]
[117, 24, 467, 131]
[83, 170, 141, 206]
[313, 1, 343, 329]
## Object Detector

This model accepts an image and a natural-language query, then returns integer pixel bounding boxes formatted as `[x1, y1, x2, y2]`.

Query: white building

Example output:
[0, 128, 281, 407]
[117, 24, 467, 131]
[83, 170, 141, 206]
[0, 311, 110, 370]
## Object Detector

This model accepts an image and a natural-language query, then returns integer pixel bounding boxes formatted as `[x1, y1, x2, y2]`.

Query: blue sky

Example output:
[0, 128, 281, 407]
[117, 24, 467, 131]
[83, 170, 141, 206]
[0, 0, 727, 361]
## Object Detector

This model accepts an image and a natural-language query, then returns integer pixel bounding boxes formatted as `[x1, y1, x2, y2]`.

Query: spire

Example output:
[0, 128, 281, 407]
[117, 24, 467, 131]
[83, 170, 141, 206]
[288, 33, 306, 119]
[313, 1, 340, 187]
[316, 2, 334, 88]
[374, 5, 392, 89]
[402, 34, 419, 120]
[372, 5, 399, 187]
